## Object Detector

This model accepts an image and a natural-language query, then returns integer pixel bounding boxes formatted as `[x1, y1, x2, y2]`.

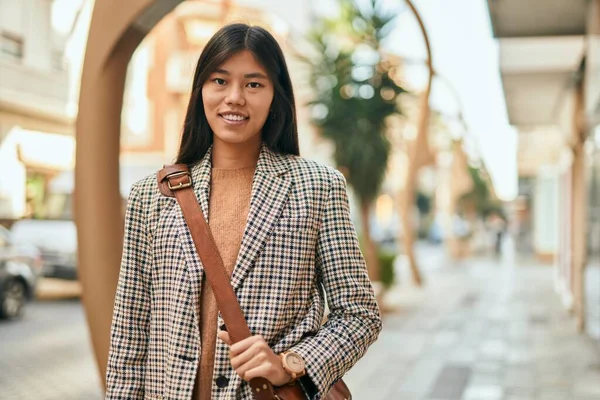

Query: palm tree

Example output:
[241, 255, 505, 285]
[301, 0, 406, 281]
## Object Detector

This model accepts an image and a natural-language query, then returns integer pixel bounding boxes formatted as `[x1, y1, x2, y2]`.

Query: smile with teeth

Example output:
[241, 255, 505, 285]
[220, 113, 248, 122]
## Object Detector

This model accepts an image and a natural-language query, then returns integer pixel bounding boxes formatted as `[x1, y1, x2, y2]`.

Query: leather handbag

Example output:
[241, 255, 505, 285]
[158, 164, 352, 400]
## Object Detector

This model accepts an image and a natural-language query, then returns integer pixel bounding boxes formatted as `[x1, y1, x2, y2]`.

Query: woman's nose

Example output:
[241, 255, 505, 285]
[225, 85, 246, 106]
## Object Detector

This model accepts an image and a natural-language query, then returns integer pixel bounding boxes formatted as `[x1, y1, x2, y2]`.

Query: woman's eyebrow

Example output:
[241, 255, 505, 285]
[214, 69, 268, 79]
[244, 72, 268, 79]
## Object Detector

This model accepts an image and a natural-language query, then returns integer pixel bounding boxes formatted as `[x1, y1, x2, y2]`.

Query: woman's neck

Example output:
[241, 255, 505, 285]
[211, 139, 261, 169]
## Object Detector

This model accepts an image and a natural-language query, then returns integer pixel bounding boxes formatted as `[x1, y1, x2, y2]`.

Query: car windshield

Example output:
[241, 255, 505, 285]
[10, 221, 77, 253]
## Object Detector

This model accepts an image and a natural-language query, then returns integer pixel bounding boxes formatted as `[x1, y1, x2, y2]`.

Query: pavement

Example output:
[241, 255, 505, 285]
[1, 241, 599, 400]
[345, 244, 600, 400]
[0, 299, 103, 400]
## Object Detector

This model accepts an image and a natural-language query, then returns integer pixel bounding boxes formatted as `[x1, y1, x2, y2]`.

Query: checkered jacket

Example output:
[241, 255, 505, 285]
[105, 145, 382, 400]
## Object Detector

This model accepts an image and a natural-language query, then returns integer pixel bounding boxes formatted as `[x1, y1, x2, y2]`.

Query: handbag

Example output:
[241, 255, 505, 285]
[157, 164, 352, 400]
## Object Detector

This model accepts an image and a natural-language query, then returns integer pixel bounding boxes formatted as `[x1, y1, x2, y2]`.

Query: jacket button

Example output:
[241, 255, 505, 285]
[215, 376, 229, 388]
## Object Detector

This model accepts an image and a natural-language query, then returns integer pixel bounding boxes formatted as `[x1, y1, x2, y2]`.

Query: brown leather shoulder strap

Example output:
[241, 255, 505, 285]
[157, 164, 189, 197]
[157, 165, 277, 400]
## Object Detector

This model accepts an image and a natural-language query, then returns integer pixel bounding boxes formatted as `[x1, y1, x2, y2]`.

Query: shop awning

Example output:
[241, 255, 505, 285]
[14, 128, 75, 172]
[487, 0, 587, 38]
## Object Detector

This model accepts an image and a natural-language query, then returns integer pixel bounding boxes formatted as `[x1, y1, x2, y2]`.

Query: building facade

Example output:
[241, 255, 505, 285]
[488, 0, 600, 339]
[0, 0, 76, 221]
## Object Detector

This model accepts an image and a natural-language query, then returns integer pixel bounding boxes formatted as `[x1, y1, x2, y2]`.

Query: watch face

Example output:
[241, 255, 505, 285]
[285, 353, 305, 373]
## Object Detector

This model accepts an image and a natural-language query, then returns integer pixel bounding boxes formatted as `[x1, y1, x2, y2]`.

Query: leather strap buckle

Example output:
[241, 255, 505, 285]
[166, 171, 192, 191]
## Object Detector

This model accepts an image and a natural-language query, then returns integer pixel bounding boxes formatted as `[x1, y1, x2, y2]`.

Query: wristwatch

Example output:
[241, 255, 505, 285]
[279, 351, 306, 382]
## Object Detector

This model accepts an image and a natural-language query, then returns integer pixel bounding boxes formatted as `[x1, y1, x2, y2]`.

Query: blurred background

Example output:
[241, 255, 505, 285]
[0, 0, 599, 399]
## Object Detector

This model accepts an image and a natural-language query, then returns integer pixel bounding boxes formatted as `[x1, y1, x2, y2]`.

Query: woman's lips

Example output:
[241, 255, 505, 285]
[219, 113, 249, 126]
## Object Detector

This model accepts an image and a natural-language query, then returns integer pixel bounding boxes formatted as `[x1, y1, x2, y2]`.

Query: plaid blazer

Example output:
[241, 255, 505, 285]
[106, 144, 382, 400]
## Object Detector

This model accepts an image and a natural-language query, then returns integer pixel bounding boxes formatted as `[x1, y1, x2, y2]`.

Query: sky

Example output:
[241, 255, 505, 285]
[385, 0, 518, 201]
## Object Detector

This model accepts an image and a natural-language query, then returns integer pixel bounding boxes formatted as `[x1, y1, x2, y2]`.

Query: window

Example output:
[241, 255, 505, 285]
[1, 31, 24, 61]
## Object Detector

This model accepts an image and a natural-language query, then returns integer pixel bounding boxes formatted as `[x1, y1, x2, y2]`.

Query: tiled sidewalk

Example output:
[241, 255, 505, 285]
[345, 248, 600, 400]
[0, 299, 103, 400]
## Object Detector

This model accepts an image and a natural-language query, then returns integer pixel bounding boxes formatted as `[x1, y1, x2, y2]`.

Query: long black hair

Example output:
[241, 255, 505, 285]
[175, 23, 300, 165]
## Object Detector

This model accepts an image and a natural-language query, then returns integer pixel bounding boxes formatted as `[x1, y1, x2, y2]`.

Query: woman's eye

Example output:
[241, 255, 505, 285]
[214, 78, 226, 85]
[247, 82, 262, 89]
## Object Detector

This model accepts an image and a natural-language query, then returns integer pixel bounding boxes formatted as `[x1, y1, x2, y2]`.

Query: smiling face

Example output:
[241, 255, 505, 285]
[201, 50, 275, 149]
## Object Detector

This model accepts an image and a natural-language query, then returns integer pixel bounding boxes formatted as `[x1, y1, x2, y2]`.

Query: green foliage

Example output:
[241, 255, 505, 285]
[458, 165, 501, 217]
[415, 191, 432, 215]
[358, 235, 397, 288]
[378, 249, 396, 288]
[302, 0, 407, 204]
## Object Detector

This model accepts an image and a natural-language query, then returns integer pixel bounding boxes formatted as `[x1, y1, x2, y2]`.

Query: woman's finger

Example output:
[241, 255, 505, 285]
[231, 341, 264, 370]
[241, 363, 274, 382]
[217, 330, 232, 345]
[229, 335, 262, 357]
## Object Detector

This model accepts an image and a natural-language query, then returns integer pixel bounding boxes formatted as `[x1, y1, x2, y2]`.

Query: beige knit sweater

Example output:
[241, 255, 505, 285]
[192, 166, 255, 400]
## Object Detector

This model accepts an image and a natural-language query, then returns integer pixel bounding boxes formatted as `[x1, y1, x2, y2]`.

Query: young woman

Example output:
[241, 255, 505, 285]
[106, 23, 382, 400]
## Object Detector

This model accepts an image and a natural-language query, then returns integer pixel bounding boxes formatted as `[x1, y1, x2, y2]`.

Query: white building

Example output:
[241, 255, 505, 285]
[487, 0, 600, 338]
[0, 0, 75, 220]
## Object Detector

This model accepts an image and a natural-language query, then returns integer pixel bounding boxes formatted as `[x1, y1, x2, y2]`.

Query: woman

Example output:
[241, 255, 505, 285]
[106, 23, 382, 400]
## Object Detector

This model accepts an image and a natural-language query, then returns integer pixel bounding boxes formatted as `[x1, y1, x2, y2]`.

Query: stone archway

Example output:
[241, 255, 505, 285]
[75, 0, 185, 386]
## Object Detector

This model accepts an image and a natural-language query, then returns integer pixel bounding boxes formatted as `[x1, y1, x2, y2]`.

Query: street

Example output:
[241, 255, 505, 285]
[0, 299, 102, 399]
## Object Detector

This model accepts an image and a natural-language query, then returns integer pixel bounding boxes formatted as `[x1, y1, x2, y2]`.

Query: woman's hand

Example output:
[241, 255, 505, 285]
[217, 330, 292, 386]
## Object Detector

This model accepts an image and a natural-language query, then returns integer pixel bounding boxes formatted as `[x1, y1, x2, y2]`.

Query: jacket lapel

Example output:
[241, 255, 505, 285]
[191, 146, 212, 219]
[175, 147, 212, 322]
[174, 145, 291, 299]
[230, 145, 291, 291]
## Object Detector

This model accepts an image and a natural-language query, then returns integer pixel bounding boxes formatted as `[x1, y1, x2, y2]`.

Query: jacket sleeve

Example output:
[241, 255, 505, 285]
[105, 183, 152, 399]
[289, 170, 382, 398]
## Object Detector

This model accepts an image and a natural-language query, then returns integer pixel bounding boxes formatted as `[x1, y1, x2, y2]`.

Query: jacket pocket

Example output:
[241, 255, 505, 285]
[175, 354, 196, 362]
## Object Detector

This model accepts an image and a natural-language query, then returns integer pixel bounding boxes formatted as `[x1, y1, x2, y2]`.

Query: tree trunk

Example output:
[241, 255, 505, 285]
[571, 70, 587, 333]
[399, 181, 423, 286]
[396, 0, 431, 287]
[360, 200, 380, 282]
[396, 81, 429, 287]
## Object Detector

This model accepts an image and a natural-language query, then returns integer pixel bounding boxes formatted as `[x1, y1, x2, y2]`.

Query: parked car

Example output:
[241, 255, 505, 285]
[10, 219, 77, 280]
[0, 226, 43, 319]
